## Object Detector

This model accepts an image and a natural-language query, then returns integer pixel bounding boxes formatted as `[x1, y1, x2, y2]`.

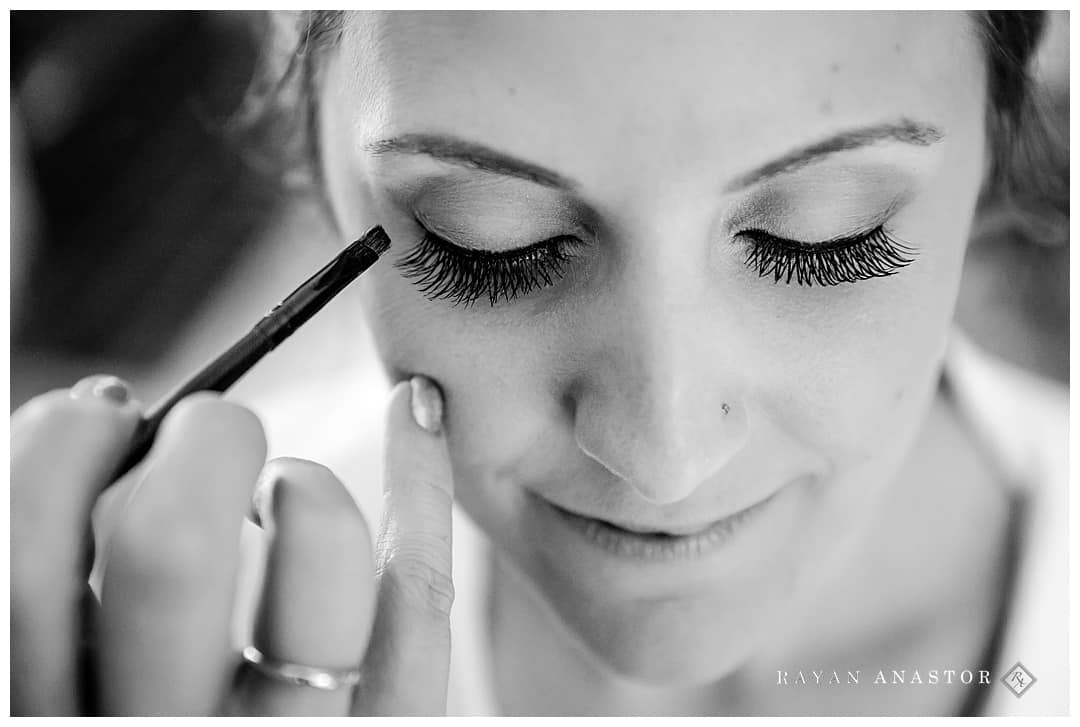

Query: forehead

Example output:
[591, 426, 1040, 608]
[336, 11, 984, 189]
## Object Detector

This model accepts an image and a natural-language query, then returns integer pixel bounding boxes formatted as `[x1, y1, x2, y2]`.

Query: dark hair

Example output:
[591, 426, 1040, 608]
[977, 11, 1049, 178]
[971, 11, 1065, 242]
[236, 11, 1060, 240]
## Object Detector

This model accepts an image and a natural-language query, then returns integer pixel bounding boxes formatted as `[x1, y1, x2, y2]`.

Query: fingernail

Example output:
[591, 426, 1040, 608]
[71, 375, 132, 405]
[249, 476, 276, 530]
[409, 376, 444, 435]
[248, 496, 264, 529]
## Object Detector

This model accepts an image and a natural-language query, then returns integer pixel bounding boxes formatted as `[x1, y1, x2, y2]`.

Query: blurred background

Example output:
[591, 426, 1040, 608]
[9, 10, 1070, 416]
[10, 10, 370, 421]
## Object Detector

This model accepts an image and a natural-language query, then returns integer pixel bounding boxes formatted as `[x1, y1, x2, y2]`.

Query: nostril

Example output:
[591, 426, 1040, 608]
[573, 414, 750, 504]
[566, 370, 751, 505]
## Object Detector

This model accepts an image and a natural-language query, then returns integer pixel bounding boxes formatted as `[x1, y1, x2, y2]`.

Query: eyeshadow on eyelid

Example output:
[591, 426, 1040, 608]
[725, 166, 917, 232]
[386, 177, 583, 245]
[412, 196, 584, 251]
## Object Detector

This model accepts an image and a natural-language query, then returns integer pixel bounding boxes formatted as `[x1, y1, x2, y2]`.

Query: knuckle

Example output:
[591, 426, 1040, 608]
[387, 473, 454, 520]
[381, 542, 455, 619]
[111, 503, 217, 586]
[412, 472, 454, 501]
[165, 394, 266, 454]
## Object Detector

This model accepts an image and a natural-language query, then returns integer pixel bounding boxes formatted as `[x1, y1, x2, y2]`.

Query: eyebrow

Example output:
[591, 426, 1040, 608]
[722, 118, 944, 192]
[363, 118, 944, 195]
[364, 133, 576, 190]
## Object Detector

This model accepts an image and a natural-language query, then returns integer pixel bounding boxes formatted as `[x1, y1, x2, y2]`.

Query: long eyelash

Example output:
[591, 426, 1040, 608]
[394, 229, 578, 307]
[740, 226, 917, 286]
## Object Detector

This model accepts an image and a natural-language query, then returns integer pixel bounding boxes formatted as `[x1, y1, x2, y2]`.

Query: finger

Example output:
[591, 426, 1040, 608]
[353, 376, 454, 716]
[229, 458, 376, 716]
[11, 375, 141, 715]
[99, 393, 266, 715]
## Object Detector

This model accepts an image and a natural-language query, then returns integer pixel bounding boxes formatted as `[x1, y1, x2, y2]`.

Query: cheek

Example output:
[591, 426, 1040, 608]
[747, 152, 981, 469]
[318, 80, 568, 510]
[749, 268, 957, 479]
[357, 264, 564, 477]
[358, 278, 577, 555]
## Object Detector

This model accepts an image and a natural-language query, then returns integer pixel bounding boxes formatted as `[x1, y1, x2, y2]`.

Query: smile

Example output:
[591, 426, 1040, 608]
[537, 488, 785, 561]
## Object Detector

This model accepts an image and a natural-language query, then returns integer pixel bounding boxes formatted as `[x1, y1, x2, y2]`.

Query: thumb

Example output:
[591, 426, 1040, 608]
[353, 376, 454, 716]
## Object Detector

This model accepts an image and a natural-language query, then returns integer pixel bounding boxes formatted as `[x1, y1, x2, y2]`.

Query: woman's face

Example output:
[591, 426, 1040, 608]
[318, 11, 987, 685]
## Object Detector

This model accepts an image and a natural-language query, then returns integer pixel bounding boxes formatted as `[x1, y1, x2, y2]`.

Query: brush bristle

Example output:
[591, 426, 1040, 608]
[360, 225, 391, 256]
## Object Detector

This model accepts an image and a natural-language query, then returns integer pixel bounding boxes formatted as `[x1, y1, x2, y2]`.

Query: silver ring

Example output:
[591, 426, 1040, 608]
[241, 645, 361, 691]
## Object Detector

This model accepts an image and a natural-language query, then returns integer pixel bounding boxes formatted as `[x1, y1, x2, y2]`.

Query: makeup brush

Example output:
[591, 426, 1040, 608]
[110, 224, 391, 482]
[78, 224, 391, 715]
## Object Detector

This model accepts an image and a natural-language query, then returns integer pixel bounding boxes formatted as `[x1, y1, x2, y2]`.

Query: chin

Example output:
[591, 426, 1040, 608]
[547, 585, 776, 689]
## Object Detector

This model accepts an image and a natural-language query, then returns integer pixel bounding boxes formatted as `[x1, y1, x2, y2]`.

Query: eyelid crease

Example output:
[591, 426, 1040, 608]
[734, 192, 906, 249]
[408, 213, 580, 260]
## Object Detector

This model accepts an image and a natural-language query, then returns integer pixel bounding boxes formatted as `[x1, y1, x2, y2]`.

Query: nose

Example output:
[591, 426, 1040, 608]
[568, 246, 749, 504]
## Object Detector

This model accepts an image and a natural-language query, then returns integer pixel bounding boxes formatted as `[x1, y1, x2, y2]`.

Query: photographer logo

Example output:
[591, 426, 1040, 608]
[1000, 662, 1036, 698]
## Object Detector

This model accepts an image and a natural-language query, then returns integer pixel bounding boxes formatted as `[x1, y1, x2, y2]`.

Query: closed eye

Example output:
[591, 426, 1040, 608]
[736, 225, 918, 286]
[394, 224, 584, 306]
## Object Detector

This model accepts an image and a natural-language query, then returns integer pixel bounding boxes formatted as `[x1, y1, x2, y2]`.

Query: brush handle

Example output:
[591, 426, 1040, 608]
[107, 238, 384, 485]
[75, 226, 389, 714]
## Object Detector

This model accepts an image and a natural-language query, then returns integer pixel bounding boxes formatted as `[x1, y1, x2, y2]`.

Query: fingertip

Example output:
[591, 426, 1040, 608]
[385, 379, 454, 499]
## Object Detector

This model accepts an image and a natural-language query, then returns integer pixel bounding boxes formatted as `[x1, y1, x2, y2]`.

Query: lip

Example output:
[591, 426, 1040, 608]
[578, 514, 736, 537]
[534, 487, 786, 561]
